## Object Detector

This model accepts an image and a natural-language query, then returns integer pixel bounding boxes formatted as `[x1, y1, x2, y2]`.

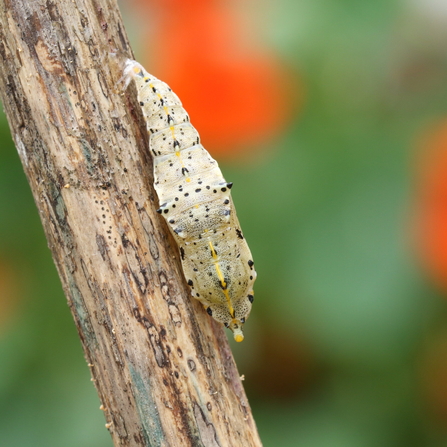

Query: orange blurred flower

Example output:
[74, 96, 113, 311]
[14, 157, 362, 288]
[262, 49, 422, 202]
[127, 0, 299, 160]
[414, 118, 447, 291]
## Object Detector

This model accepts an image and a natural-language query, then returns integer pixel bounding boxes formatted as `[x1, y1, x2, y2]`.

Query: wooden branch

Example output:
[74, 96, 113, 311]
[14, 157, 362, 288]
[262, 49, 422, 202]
[0, 1, 262, 446]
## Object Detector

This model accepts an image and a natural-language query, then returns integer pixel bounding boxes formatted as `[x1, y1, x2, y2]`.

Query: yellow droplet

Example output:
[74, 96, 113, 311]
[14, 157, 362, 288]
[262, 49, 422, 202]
[234, 334, 244, 343]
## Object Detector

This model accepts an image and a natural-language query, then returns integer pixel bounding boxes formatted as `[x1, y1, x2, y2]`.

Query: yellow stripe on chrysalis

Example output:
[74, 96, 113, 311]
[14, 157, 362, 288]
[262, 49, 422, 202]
[209, 241, 234, 317]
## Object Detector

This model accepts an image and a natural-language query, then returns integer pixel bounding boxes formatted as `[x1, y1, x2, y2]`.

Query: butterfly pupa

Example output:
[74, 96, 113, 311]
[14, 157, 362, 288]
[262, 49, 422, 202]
[121, 59, 257, 342]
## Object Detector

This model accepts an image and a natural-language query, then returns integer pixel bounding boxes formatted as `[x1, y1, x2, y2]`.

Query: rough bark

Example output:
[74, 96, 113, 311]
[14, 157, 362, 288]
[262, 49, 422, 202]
[0, 1, 262, 446]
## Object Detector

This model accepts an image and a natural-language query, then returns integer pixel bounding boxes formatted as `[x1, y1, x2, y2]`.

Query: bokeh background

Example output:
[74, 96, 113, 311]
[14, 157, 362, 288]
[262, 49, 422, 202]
[2, 0, 447, 445]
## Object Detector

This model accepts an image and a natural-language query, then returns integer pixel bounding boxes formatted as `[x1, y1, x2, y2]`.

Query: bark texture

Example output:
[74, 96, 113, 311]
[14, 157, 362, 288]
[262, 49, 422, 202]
[0, 1, 262, 446]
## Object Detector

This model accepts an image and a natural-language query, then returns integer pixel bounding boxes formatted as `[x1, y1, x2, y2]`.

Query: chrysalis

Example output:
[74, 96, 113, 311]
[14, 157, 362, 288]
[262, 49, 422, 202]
[122, 59, 256, 342]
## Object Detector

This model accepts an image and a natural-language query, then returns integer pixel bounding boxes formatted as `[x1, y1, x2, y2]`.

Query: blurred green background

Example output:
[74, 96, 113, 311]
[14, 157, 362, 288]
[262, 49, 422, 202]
[2, 0, 447, 445]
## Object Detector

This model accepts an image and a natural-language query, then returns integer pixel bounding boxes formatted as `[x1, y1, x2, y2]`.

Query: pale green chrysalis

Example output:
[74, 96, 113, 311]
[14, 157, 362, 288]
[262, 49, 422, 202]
[122, 59, 257, 342]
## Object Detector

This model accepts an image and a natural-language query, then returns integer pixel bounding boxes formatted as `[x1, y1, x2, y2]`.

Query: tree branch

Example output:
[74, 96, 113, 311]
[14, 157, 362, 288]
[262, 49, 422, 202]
[0, 0, 262, 445]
